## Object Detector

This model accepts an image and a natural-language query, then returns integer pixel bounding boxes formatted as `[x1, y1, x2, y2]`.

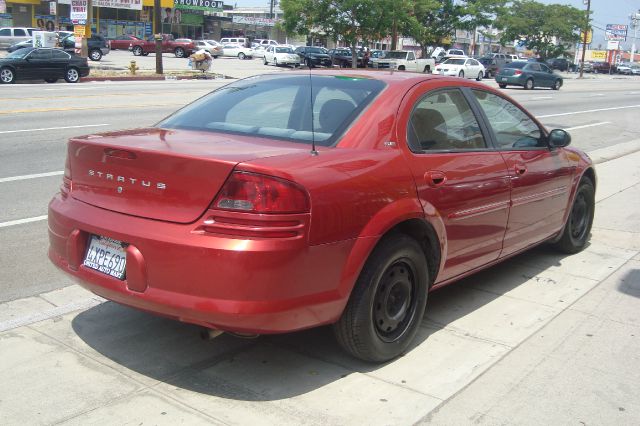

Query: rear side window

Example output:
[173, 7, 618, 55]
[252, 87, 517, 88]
[408, 89, 486, 152]
[472, 90, 543, 149]
[0, 29, 11, 36]
[158, 74, 385, 146]
[14, 29, 26, 36]
[504, 62, 525, 69]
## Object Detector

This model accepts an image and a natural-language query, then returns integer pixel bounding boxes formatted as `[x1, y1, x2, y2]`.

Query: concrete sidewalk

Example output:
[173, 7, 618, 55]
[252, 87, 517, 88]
[1, 150, 639, 425]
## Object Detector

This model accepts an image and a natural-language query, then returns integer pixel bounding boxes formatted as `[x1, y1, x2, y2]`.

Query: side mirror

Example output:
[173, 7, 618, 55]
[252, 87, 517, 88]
[548, 129, 571, 148]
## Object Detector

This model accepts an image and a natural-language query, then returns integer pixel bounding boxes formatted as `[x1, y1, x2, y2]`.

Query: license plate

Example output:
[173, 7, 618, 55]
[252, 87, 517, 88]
[83, 235, 127, 280]
[502, 77, 508, 81]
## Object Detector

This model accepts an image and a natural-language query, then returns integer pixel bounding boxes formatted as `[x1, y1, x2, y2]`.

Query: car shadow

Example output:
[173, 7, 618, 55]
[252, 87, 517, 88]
[72, 244, 573, 401]
[617, 268, 640, 298]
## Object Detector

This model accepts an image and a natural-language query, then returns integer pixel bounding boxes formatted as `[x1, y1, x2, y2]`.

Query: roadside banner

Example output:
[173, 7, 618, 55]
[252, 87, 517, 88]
[591, 50, 607, 60]
[607, 40, 620, 50]
[70, 0, 88, 21]
[94, 0, 142, 10]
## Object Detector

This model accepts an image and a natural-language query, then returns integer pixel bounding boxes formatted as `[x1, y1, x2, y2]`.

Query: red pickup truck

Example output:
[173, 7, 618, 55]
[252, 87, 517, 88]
[129, 34, 195, 58]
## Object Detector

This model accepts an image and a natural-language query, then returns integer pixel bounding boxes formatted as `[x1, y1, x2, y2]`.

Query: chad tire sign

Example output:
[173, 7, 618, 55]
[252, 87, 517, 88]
[70, 0, 88, 21]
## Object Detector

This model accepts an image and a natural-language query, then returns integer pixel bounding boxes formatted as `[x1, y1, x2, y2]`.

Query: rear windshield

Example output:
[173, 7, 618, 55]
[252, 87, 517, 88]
[443, 58, 465, 65]
[275, 47, 293, 53]
[158, 74, 386, 146]
[385, 51, 407, 59]
[504, 62, 526, 69]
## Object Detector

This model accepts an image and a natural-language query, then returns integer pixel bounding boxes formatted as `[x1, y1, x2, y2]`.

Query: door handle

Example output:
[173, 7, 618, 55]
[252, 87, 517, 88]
[514, 164, 527, 175]
[424, 170, 447, 187]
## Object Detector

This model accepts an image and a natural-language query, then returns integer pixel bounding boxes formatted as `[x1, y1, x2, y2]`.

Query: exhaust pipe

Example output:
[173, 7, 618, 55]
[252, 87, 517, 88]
[200, 328, 224, 340]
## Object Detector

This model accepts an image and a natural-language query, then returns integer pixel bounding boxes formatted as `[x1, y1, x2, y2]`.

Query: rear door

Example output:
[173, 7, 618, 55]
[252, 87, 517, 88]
[469, 89, 573, 257]
[51, 49, 71, 77]
[399, 84, 511, 283]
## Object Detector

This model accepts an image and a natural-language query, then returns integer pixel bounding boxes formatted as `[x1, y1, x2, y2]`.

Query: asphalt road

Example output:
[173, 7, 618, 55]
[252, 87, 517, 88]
[0, 75, 639, 302]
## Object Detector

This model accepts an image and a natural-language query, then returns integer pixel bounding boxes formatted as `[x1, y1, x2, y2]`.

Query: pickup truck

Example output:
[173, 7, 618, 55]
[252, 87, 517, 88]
[371, 50, 435, 73]
[129, 34, 195, 58]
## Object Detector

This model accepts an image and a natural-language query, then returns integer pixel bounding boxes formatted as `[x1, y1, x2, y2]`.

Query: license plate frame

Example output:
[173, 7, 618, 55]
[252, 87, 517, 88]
[83, 235, 127, 280]
[501, 77, 508, 81]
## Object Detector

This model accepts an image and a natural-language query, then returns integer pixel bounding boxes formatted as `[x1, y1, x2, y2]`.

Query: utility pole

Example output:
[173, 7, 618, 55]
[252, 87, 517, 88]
[154, 0, 163, 74]
[631, 11, 640, 63]
[579, 0, 591, 79]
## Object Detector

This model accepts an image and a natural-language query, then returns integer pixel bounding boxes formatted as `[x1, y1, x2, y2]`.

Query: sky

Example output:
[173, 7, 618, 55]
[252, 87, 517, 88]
[234, 0, 640, 49]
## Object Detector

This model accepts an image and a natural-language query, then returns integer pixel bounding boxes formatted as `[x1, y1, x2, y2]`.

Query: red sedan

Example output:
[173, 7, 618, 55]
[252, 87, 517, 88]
[108, 34, 140, 50]
[48, 71, 595, 362]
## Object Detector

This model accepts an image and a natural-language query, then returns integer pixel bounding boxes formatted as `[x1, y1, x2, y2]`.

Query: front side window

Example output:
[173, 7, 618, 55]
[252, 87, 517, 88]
[28, 49, 52, 60]
[0, 29, 10, 36]
[408, 89, 486, 152]
[14, 29, 26, 36]
[472, 90, 543, 149]
[407, 52, 415, 61]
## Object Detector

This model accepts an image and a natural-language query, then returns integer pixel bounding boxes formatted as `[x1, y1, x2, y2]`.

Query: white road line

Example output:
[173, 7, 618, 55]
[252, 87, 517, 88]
[0, 171, 63, 183]
[565, 122, 611, 131]
[532, 96, 553, 100]
[588, 94, 605, 97]
[0, 215, 48, 228]
[538, 104, 640, 118]
[0, 124, 109, 134]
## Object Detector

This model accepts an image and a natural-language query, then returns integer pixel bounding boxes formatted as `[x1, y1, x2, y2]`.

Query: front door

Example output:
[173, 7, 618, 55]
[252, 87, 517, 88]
[399, 85, 511, 283]
[23, 49, 53, 80]
[469, 89, 574, 257]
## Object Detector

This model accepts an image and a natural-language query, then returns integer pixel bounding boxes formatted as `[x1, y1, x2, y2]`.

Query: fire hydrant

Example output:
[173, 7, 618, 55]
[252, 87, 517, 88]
[128, 60, 139, 75]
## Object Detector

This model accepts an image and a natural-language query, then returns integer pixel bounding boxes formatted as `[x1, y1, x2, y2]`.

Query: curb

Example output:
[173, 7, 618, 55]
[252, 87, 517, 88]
[589, 139, 640, 164]
[80, 74, 235, 82]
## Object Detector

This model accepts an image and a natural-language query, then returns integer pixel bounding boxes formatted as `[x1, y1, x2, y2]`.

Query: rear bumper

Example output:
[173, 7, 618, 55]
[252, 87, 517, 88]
[48, 193, 356, 334]
[495, 75, 525, 86]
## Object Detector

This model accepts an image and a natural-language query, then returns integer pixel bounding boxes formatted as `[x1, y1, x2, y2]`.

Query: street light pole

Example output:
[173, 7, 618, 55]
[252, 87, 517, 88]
[579, 0, 591, 79]
[154, 0, 163, 74]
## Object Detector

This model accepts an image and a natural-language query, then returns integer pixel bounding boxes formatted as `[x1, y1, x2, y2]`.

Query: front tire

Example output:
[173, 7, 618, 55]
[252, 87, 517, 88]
[552, 79, 562, 90]
[0, 67, 16, 84]
[89, 49, 102, 61]
[44, 77, 58, 83]
[263, 57, 268, 65]
[132, 46, 142, 56]
[174, 47, 185, 58]
[65, 67, 80, 83]
[554, 178, 595, 254]
[476, 71, 483, 81]
[458, 70, 464, 78]
[238, 52, 246, 60]
[334, 234, 429, 362]
[524, 78, 534, 90]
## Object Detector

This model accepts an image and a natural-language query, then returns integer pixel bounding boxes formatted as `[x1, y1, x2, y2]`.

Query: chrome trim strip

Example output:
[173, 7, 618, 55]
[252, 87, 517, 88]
[511, 186, 567, 207]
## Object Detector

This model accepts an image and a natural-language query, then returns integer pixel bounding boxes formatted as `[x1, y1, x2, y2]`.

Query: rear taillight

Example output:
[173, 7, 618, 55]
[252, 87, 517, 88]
[514, 70, 523, 75]
[211, 172, 309, 214]
[61, 157, 72, 197]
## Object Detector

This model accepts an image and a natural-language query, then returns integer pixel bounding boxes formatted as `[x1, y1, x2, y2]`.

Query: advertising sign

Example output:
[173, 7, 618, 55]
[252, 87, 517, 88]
[173, 0, 223, 12]
[606, 40, 620, 50]
[94, 0, 142, 10]
[579, 30, 592, 44]
[70, 0, 88, 21]
[232, 15, 276, 27]
[591, 50, 607, 60]
[0, 0, 7, 14]
[605, 24, 627, 41]
[49, 2, 56, 15]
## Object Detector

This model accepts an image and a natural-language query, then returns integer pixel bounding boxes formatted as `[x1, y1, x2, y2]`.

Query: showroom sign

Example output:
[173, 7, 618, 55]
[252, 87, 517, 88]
[173, 0, 223, 12]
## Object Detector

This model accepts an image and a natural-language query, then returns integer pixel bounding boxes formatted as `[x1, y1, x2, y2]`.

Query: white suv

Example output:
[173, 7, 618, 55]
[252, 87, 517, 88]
[219, 37, 247, 46]
[0, 27, 37, 49]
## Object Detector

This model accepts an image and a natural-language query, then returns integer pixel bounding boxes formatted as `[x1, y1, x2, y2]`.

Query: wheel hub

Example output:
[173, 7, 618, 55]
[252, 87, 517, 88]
[373, 262, 415, 341]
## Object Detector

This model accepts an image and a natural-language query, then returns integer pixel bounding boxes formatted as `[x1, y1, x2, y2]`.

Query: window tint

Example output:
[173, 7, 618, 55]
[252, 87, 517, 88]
[0, 29, 11, 36]
[472, 90, 543, 149]
[28, 49, 52, 60]
[528, 63, 541, 71]
[14, 29, 26, 36]
[408, 89, 486, 152]
[469, 59, 479, 66]
[158, 75, 385, 146]
[52, 49, 70, 59]
[540, 63, 551, 73]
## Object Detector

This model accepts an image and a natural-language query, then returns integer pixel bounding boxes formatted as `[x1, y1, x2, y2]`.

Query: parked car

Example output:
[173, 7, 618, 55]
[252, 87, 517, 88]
[263, 45, 300, 67]
[254, 39, 279, 47]
[328, 48, 365, 68]
[221, 44, 254, 59]
[193, 40, 222, 58]
[219, 37, 247, 46]
[617, 63, 633, 75]
[60, 34, 110, 61]
[0, 27, 37, 49]
[445, 48, 466, 57]
[434, 57, 485, 80]
[508, 54, 519, 61]
[579, 61, 593, 73]
[7, 39, 33, 53]
[0, 47, 89, 83]
[496, 61, 563, 90]
[47, 71, 595, 362]
[107, 34, 140, 50]
[372, 50, 435, 73]
[546, 58, 570, 72]
[592, 62, 617, 74]
[294, 46, 332, 67]
[129, 34, 195, 58]
[631, 65, 640, 75]
[478, 56, 505, 78]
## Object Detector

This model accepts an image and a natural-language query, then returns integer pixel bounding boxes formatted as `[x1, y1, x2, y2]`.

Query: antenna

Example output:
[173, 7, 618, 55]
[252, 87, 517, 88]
[309, 65, 318, 156]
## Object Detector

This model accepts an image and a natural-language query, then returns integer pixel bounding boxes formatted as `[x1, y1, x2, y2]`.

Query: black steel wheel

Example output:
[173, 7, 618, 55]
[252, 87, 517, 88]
[334, 233, 429, 362]
[554, 177, 595, 253]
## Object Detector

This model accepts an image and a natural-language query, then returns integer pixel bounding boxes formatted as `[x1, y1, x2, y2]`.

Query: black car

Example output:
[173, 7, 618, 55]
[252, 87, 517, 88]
[328, 48, 365, 68]
[60, 34, 110, 61]
[7, 39, 33, 52]
[294, 46, 332, 68]
[546, 58, 570, 72]
[478, 56, 507, 78]
[0, 47, 90, 84]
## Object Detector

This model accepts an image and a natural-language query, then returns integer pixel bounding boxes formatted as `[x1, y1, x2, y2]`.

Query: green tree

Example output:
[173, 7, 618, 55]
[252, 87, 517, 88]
[405, 0, 464, 57]
[496, 0, 584, 60]
[459, 0, 508, 55]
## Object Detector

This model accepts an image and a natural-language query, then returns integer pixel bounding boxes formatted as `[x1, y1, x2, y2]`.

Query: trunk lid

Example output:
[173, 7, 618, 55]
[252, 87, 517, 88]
[68, 128, 305, 223]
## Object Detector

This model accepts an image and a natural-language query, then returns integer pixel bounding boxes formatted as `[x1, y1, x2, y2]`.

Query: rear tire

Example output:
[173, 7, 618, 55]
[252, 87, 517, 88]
[498, 83, 507, 88]
[65, 67, 80, 83]
[238, 52, 246, 60]
[524, 78, 534, 90]
[458, 70, 464, 78]
[1, 67, 16, 84]
[89, 49, 102, 61]
[476, 71, 483, 81]
[553, 178, 595, 254]
[334, 233, 429, 362]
